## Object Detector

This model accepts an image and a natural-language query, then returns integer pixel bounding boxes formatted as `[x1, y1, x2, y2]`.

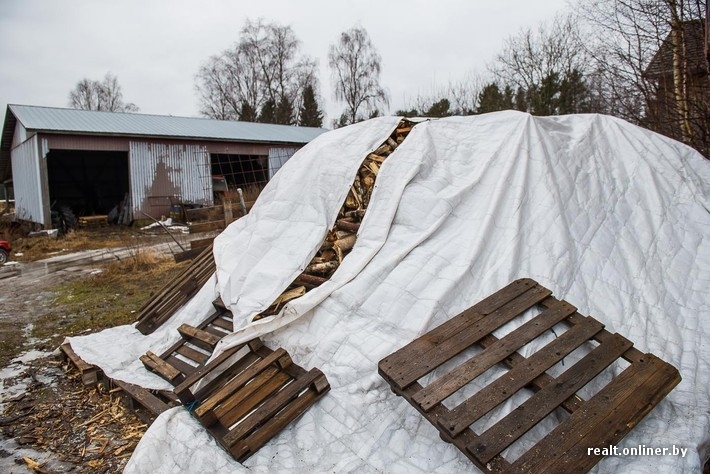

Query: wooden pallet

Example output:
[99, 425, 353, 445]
[140, 299, 233, 385]
[173, 339, 330, 463]
[59, 342, 102, 386]
[59, 341, 176, 423]
[135, 244, 216, 335]
[110, 379, 177, 423]
[378, 278, 681, 474]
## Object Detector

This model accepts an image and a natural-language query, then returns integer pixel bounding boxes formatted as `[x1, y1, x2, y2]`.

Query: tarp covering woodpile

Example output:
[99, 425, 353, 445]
[68, 112, 710, 473]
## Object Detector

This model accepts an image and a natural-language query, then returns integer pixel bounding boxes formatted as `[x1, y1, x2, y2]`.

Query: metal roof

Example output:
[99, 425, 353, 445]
[6, 104, 328, 143]
[1, 104, 328, 181]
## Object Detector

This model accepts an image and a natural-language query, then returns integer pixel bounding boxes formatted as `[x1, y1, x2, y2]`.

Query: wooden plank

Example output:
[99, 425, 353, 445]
[60, 342, 94, 373]
[177, 323, 222, 350]
[385, 283, 552, 390]
[164, 354, 199, 377]
[513, 355, 680, 473]
[203, 325, 230, 338]
[60, 342, 101, 385]
[196, 365, 282, 424]
[469, 333, 633, 463]
[211, 316, 232, 331]
[140, 351, 182, 383]
[173, 340, 261, 403]
[230, 381, 325, 462]
[380, 280, 541, 377]
[413, 299, 576, 411]
[112, 379, 171, 416]
[222, 368, 324, 448]
[190, 221, 224, 234]
[193, 348, 291, 422]
[475, 332, 585, 414]
[477, 278, 540, 315]
[175, 344, 210, 365]
[542, 360, 680, 474]
[215, 370, 292, 429]
[190, 237, 214, 250]
[442, 316, 604, 437]
[136, 244, 215, 334]
[174, 247, 206, 263]
[394, 380, 510, 472]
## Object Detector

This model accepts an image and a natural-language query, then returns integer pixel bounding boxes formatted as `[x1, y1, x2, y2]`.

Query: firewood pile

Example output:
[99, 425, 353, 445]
[132, 120, 413, 331]
[254, 120, 413, 320]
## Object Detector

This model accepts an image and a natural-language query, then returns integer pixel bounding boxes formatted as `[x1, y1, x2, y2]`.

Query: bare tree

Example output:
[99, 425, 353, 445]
[448, 72, 488, 114]
[195, 19, 317, 124]
[68, 73, 139, 112]
[328, 26, 388, 125]
[491, 14, 596, 115]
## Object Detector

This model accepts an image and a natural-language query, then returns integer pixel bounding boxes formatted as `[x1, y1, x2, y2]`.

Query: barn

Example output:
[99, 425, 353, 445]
[0, 104, 326, 228]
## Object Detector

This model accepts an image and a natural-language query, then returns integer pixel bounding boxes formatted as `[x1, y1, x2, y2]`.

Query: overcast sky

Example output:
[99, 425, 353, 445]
[0, 0, 569, 126]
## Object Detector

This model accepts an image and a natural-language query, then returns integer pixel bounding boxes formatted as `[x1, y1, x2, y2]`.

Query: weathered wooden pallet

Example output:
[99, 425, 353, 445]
[173, 339, 330, 463]
[59, 341, 176, 422]
[110, 379, 177, 423]
[378, 278, 681, 474]
[59, 342, 102, 386]
[140, 298, 233, 385]
[135, 243, 216, 335]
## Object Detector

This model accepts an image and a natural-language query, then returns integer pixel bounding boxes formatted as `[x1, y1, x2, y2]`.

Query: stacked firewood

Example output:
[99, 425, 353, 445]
[254, 120, 414, 320]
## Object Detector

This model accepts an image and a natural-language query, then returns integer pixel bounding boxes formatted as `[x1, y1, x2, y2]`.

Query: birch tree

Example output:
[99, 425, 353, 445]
[328, 26, 388, 125]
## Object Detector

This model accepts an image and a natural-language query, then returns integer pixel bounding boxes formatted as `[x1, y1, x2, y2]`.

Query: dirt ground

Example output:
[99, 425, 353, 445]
[0, 228, 194, 473]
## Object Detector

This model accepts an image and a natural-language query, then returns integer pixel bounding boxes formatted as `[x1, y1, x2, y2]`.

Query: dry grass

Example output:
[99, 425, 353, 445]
[5, 226, 161, 262]
[32, 249, 188, 345]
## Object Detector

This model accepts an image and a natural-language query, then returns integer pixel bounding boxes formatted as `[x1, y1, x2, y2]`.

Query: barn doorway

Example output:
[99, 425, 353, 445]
[46, 150, 129, 216]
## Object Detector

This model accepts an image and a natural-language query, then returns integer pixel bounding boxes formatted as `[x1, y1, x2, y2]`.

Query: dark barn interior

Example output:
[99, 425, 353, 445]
[47, 150, 129, 216]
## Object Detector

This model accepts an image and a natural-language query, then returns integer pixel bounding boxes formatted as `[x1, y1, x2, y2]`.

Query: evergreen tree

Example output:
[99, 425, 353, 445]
[558, 69, 590, 114]
[477, 83, 505, 114]
[502, 85, 515, 110]
[529, 72, 561, 115]
[258, 98, 276, 123]
[514, 86, 528, 112]
[424, 98, 452, 117]
[395, 108, 419, 117]
[239, 101, 258, 122]
[298, 84, 324, 127]
[275, 96, 294, 125]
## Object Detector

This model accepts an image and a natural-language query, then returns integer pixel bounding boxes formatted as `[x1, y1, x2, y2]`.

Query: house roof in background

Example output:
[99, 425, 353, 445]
[644, 19, 708, 79]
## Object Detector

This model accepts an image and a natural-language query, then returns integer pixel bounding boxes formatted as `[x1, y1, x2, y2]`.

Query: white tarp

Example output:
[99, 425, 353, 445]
[72, 112, 709, 473]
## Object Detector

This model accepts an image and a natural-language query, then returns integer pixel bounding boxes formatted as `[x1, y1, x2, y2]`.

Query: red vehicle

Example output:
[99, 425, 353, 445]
[0, 240, 10, 264]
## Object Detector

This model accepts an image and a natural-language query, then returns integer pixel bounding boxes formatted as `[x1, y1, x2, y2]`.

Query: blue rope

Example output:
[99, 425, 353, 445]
[185, 400, 199, 413]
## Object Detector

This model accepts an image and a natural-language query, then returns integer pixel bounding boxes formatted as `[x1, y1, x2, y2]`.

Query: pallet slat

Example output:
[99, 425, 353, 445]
[382, 282, 552, 389]
[413, 298, 577, 411]
[378, 278, 681, 474]
[470, 333, 633, 463]
[442, 316, 604, 437]
[177, 323, 222, 351]
[60, 342, 101, 386]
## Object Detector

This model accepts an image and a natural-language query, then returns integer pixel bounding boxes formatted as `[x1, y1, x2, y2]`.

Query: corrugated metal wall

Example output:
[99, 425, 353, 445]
[129, 141, 212, 218]
[12, 122, 27, 148]
[11, 135, 45, 224]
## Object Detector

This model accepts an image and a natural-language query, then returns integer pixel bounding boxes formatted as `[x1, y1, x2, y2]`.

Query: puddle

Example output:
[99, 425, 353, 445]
[0, 437, 74, 473]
